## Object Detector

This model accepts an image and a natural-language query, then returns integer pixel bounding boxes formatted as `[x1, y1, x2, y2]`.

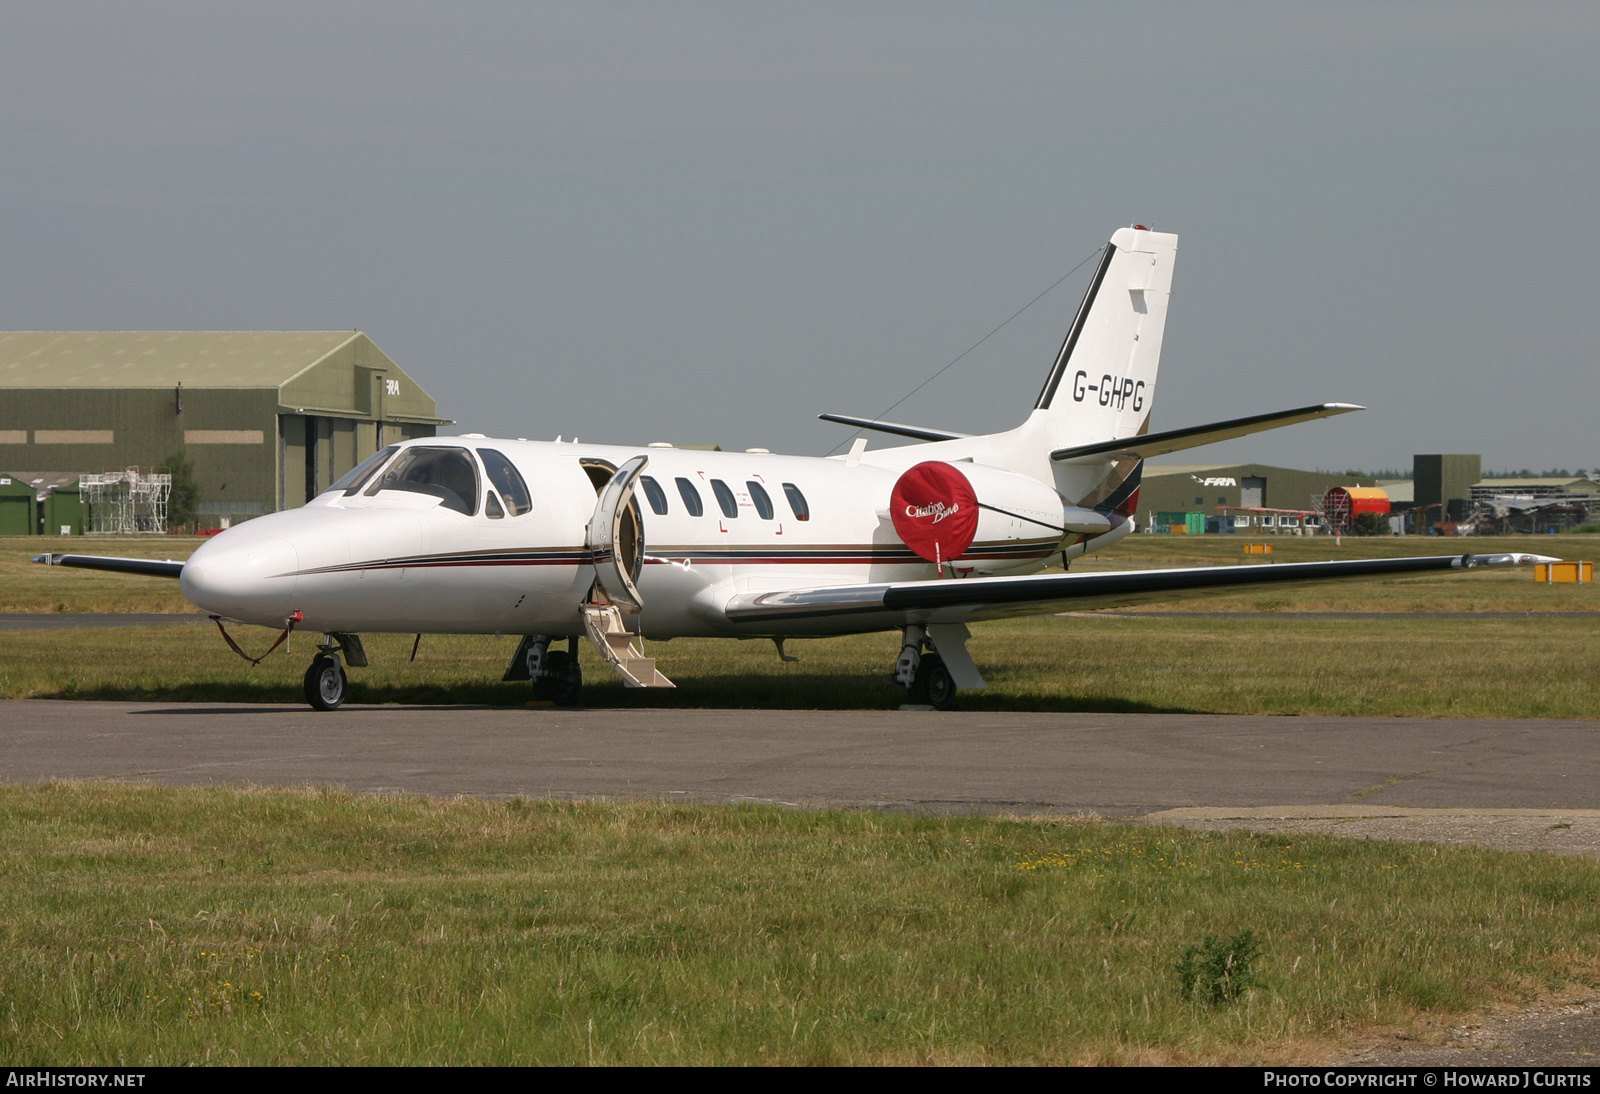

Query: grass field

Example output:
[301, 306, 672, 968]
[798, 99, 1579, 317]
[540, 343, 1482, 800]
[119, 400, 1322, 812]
[3, 533, 1597, 716]
[2, 614, 1597, 717]
[4, 783, 1599, 1066]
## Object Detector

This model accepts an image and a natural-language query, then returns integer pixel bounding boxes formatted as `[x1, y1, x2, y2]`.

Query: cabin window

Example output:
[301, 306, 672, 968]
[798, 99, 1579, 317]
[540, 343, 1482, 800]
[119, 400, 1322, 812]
[478, 448, 533, 516]
[747, 481, 774, 520]
[782, 483, 810, 521]
[485, 492, 505, 519]
[639, 475, 669, 515]
[675, 477, 704, 516]
[364, 446, 480, 516]
[333, 446, 398, 495]
[710, 479, 738, 518]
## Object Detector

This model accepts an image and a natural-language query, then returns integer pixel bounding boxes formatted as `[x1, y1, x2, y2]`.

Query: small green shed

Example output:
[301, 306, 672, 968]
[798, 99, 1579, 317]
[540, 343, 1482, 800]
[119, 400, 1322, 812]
[0, 474, 33, 535]
[41, 479, 87, 535]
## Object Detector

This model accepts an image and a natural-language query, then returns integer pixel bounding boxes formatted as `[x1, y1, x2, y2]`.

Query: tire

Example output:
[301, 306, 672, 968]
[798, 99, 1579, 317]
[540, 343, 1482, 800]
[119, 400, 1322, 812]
[535, 649, 583, 705]
[304, 655, 347, 712]
[913, 653, 957, 711]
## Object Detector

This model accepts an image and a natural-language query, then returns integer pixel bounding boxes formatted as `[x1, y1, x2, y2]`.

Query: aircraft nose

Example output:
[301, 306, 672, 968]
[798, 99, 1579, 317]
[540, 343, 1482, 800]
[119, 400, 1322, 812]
[180, 534, 300, 625]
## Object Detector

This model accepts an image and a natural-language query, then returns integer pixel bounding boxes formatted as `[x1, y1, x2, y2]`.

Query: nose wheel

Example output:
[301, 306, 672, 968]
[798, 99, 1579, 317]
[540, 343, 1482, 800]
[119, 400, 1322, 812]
[304, 653, 348, 711]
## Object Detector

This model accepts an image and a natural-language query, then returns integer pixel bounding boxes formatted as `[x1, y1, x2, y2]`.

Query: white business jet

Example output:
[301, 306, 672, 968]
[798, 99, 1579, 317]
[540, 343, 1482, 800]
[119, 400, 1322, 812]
[35, 227, 1554, 711]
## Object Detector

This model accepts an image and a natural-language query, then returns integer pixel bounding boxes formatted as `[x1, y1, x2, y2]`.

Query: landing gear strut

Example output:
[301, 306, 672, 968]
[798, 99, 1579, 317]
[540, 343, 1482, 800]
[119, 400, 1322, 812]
[894, 624, 958, 711]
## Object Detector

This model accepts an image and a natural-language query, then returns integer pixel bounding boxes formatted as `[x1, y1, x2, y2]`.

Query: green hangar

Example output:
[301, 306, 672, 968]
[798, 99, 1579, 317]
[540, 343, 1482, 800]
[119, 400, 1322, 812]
[0, 331, 447, 530]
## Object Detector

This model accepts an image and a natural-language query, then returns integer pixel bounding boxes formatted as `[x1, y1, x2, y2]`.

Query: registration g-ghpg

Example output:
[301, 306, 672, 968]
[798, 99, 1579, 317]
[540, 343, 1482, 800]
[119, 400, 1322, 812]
[1072, 370, 1145, 411]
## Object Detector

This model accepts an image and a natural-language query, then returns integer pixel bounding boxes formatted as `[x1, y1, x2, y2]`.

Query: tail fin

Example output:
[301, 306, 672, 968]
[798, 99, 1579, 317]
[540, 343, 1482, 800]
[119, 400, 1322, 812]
[1031, 226, 1177, 448]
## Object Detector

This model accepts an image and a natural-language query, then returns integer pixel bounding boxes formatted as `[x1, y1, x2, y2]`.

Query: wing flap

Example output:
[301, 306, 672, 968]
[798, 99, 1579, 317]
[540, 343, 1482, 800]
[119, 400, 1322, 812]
[724, 552, 1555, 628]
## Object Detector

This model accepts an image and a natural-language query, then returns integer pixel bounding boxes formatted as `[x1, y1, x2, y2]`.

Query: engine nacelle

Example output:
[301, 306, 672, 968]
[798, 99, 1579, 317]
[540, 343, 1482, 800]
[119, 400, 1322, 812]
[890, 460, 1091, 574]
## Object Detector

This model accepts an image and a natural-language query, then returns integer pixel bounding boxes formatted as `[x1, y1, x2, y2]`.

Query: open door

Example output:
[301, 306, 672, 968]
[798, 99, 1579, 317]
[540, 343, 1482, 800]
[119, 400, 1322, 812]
[585, 455, 648, 613]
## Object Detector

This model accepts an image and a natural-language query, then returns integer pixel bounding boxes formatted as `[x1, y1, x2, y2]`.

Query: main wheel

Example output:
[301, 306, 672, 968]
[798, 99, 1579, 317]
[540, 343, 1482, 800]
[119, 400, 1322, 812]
[304, 655, 347, 711]
[534, 649, 583, 705]
[911, 653, 957, 711]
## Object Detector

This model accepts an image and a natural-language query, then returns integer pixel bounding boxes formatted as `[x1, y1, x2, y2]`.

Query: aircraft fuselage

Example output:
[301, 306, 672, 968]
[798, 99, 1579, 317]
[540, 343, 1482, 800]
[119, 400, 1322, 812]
[180, 438, 1109, 639]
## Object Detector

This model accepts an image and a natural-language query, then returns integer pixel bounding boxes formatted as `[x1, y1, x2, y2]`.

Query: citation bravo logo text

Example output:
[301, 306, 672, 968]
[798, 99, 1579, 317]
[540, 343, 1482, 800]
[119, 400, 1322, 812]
[1263, 1075, 1590, 1089]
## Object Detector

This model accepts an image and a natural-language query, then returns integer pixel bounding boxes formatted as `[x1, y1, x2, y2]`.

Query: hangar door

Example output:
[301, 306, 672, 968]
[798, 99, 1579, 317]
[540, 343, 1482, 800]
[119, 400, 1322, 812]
[0, 494, 33, 535]
[1241, 477, 1265, 508]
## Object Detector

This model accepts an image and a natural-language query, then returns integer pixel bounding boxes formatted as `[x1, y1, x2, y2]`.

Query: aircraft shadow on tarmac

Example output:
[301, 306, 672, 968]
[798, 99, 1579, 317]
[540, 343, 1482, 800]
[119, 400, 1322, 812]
[129, 704, 522, 716]
[95, 673, 1193, 716]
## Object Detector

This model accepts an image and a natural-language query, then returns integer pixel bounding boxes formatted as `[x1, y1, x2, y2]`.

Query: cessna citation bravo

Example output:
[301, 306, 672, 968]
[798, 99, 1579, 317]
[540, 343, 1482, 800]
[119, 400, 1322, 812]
[35, 227, 1555, 711]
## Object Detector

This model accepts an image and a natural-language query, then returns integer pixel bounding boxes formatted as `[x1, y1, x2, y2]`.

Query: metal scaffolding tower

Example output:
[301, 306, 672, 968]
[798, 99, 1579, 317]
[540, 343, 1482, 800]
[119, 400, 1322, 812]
[80, 468, 170, 534]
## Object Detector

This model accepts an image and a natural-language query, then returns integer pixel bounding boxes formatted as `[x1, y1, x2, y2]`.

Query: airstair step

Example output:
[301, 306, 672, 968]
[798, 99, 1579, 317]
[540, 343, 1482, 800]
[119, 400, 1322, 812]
[580, 604, 675, 689]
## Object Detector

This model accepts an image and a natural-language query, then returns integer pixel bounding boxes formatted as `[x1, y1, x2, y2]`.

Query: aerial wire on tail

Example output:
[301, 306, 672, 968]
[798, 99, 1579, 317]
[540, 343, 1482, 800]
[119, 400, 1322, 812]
[821, 242, 1107, 456]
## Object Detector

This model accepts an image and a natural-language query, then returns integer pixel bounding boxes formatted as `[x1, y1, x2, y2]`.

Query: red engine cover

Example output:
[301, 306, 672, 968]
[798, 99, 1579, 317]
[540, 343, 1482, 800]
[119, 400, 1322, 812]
[890, 461, 979, 564]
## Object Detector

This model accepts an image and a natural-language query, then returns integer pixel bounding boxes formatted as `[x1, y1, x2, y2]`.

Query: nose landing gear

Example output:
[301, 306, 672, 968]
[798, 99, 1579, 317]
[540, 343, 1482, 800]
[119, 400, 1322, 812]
[302, 633, 366, 711]
[304, 652, 347, 711]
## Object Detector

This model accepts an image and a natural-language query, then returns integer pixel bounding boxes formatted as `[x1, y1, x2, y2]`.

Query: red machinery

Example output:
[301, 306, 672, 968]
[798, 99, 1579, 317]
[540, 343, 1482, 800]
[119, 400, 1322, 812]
[1322, 486, 1391, 532]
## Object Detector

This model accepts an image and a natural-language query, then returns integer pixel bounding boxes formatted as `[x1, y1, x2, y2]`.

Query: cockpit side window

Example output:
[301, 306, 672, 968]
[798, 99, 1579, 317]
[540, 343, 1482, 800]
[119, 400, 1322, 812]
[333, 446, 399, 495]
[639, 475, 669, 515]
[363, 446, 480, 516]
[675, 477, 704, 517]
[478, 448, 533, 516]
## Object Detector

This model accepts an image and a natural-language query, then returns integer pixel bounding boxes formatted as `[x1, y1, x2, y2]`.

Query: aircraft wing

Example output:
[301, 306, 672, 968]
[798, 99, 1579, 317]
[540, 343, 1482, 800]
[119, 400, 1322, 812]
[722, 552, 1554, 631]
[31, 553, 185, 579]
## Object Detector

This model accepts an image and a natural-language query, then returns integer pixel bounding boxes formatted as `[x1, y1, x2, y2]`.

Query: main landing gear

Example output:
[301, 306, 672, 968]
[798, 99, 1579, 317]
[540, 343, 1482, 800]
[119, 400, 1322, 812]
[894, 624, 958, 711]
[503, 634, 584, 705]
[303, 633, 367, 712]
[893, 623, 986, 711]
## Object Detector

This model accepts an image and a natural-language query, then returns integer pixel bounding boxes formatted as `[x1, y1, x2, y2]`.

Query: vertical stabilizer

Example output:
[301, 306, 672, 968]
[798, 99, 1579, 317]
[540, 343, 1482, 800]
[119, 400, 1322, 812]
[1031, 226, 1177, 449]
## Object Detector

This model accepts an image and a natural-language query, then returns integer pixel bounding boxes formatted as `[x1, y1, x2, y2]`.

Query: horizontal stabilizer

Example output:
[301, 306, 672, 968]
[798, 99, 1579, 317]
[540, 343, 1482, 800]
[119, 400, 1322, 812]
[724, 552, 1554, 628]
[818, 413, 970, 443]
[32, 553, 185, 579]
[1050, 402, 1362, 464]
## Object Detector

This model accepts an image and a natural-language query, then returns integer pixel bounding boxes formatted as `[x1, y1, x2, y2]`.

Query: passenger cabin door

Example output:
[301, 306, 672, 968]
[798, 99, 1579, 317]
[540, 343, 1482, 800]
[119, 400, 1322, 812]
[585, 455, 649, 612]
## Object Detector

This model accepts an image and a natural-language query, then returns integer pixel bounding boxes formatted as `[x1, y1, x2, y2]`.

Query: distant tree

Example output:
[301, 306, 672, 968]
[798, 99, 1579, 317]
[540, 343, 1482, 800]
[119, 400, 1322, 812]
[163, 449, 201, 530]
[1351, 512, 1389, 536]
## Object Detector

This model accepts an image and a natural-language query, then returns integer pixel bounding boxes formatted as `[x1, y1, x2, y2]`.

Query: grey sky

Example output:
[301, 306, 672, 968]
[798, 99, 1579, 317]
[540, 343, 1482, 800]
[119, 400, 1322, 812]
[2, 2, 1595, 471]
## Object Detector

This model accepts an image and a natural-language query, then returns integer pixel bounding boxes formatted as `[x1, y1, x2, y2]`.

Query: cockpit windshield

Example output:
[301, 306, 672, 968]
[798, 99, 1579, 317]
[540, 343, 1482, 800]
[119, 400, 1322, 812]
[332, 446, 399, 496]
[363, 446, 480, 516]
